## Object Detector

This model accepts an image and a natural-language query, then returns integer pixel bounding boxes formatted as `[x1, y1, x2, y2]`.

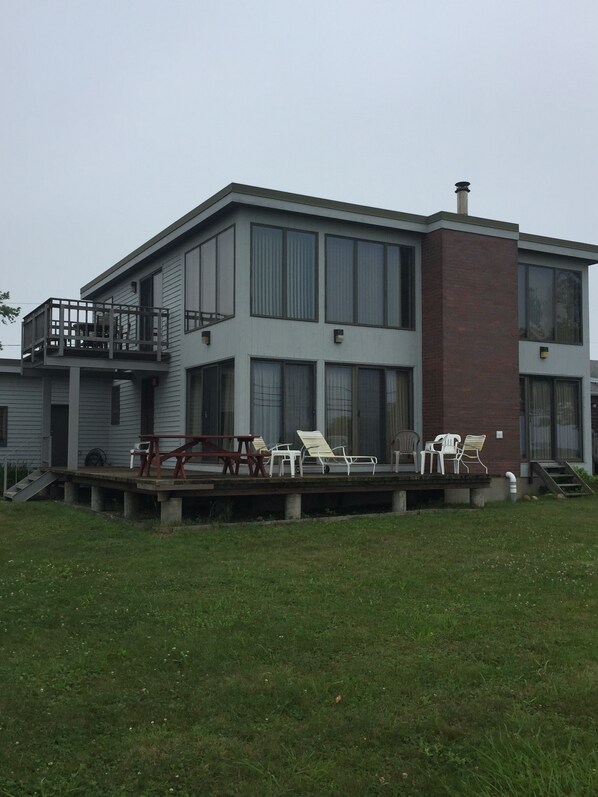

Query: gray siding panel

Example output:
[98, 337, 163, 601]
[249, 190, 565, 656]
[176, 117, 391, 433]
[0, 374, 43, 465]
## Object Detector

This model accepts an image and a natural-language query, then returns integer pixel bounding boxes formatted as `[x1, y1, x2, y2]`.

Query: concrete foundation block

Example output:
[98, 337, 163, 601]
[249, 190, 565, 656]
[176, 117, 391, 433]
[285, 493, 302, 520]
[123, 491, 140, 520]
[64, 481, 79, 505]
[470, 488, 485, 508]
[160, 496, 182, 526]
[91, 486, 106, 513]
[392, 489, 407, 513]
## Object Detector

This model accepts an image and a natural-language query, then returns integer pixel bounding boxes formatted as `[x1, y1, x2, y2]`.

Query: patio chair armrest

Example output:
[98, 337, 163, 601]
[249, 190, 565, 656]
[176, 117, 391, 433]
[332, 446, 347, 456]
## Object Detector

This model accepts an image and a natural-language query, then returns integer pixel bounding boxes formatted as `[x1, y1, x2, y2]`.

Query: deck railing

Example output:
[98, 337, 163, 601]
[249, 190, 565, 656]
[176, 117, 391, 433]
[22, 298, 169, 363]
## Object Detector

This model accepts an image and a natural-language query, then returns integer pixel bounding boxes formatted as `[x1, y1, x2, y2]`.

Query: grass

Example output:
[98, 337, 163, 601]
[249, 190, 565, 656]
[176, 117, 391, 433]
[1, 497, 598, 796]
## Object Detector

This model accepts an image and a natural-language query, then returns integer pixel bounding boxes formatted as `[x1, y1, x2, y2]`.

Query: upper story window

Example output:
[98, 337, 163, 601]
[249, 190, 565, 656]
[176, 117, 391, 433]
[518, 264, 581, 344]
[185, 226, 235, 331]
[251, 225, 317, 321]
[325, 236, 415, 329]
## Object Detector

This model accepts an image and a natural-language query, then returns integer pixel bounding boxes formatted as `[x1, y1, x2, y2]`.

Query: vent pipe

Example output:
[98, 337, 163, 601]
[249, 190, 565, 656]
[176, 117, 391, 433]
[455, 181, 470, 214]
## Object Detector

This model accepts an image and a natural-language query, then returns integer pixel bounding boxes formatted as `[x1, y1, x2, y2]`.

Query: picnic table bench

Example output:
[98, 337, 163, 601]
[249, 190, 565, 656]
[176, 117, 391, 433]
[137, 434, 267, 479]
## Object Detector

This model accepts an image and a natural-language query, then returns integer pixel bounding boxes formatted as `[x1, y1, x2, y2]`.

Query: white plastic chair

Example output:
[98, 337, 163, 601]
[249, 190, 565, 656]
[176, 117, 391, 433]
[454, 435, 487, 474]
[391, 430, 420, 472]
[420, 433, 461, 475]
[297, 430, 377, 475]
[130, 440, 151, 469]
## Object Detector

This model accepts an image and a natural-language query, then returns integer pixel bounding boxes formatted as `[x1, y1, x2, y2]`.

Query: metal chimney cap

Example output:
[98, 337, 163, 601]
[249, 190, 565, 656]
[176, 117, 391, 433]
[455, 181, 471, 193]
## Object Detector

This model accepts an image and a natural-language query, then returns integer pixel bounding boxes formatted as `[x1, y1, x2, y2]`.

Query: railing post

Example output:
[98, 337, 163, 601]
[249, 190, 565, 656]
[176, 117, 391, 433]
[156, 309, 162, 362]
[108, 303, 114, 359]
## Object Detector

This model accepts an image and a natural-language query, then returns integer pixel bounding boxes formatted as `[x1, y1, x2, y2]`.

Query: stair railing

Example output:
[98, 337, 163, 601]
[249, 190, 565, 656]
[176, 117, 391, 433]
[2, 436, 44, 495]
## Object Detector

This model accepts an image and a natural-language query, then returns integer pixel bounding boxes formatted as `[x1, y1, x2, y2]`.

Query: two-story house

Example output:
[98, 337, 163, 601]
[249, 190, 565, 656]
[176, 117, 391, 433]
[7, 182, 598, 500]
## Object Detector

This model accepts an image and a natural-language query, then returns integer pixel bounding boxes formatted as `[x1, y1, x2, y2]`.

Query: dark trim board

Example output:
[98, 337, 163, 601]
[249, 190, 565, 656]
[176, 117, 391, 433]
[44, 467, 491, 525]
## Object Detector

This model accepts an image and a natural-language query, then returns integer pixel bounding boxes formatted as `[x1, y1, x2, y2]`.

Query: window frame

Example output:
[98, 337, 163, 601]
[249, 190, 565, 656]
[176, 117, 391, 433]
[184, 225, 236, 333]
[519, 375, 583, 461]
[250, 357, 316, 446]
[325, 363, 413, 462]
[518, 263, 582, 345]
[325, 233, 415, 330]
[250, 223, 318, 322]
[186, 359, 235, 437]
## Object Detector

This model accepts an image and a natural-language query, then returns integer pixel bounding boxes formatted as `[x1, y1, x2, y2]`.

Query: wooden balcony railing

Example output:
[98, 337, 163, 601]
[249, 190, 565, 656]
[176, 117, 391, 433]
[22, 298, 169, 364]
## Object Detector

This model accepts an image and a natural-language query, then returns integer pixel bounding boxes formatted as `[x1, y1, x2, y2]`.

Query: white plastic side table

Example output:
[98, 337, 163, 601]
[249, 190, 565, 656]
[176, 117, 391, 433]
[269, 449, 303, 477]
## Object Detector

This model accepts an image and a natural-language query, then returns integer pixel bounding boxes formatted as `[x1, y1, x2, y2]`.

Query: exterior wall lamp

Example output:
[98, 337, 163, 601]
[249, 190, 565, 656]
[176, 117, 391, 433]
[334, 328, 344, 344]
[539, 346, 549, 359]
[201, 330, 211, 345]
[130, 280, 138, 294]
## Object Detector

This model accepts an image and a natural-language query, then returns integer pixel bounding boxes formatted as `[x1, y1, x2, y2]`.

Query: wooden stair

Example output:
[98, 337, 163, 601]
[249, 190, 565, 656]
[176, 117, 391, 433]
[3, 469, 60, 502]
[531, 461, 594, 498]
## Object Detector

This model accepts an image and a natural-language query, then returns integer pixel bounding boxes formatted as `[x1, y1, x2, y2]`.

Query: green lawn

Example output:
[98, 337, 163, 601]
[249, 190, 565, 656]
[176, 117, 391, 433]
[1, 497, 597, 796]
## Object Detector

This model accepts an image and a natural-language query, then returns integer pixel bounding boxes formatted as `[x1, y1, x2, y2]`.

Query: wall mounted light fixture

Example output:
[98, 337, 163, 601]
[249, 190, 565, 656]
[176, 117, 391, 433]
[130, 280, 138, 294]
[201, 330, 211, 345]
[334, 328, 344, 344]
[539, 346, 549, 359]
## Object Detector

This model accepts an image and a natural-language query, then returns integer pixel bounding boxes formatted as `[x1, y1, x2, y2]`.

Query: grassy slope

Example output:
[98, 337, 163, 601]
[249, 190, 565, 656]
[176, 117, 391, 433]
[1, 498, 597, 796]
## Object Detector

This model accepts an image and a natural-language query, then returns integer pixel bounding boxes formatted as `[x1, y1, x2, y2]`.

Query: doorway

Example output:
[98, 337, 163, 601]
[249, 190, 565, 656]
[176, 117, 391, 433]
[51, 405, 69, 466]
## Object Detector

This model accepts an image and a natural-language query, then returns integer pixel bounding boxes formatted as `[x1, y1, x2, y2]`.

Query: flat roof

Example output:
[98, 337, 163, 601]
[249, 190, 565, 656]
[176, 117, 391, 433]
[81, 183, 598, 297]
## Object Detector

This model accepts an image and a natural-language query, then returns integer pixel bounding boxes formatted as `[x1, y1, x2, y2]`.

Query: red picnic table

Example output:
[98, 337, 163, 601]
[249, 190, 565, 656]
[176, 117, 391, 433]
[137, 434, 267, 479]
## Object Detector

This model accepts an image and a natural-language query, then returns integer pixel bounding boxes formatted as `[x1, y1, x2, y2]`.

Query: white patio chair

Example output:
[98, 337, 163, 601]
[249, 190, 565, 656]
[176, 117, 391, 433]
[420, 433, 461, 475]
[391, 430, 420, 472]
[297, 430, 377, 475]
[130, 440, 151, 469]
[454, 435, 488, 474]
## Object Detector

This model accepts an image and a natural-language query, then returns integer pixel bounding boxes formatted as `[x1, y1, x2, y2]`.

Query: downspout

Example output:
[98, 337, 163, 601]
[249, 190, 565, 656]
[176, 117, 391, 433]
[505, 472, 517, 502]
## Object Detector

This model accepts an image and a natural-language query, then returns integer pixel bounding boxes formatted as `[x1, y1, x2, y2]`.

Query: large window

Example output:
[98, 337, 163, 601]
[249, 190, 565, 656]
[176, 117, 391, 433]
[520, 376, 581, 461]
[326, 236, 415, 329]
[326, 365, 412, 463]
[251, 359, 315, 447]
[0, 407, 7, 447]
[519, 264, 581, 344]
[185, 226, 235, 331]
[187, 360, 234, 437]
[251, 225, 317, 320]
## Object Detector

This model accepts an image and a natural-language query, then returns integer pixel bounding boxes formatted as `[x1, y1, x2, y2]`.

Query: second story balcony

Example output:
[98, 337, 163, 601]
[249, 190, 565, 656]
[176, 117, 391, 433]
[22, 298, 170, 372]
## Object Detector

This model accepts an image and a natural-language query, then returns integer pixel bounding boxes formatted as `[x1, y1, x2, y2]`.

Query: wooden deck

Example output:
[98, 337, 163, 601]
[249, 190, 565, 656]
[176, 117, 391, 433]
[46, 466, 492, 525]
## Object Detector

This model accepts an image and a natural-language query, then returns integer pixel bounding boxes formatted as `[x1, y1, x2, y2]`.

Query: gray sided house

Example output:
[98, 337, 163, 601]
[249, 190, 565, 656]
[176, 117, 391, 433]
[8, 183, 598, 494]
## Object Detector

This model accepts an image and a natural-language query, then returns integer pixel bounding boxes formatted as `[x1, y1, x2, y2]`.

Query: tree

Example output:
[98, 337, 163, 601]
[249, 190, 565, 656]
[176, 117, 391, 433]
[0, 291, 20, 350]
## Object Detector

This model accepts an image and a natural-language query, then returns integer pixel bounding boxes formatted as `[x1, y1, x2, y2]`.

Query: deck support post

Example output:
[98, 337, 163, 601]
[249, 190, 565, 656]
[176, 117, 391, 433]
[160, 496, 182, 526]
[470, 488, 485, 508]
[67, 366, 81, 470]
[392, 489, 407, 514]
[91, 486, 106, 513]
[123, 491, 140, 520]
[64, 481, 78, 505]
[285, 493, 301, 520]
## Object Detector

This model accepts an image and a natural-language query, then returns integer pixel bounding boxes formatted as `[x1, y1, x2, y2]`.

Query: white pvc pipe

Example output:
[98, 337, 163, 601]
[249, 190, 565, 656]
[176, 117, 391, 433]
[505, 471, 517, 502]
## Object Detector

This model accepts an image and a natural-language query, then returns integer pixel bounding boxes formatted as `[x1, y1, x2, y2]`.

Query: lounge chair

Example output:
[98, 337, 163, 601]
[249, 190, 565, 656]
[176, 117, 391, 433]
[297, 430, 377, 475]
[454, 435, 487, 474]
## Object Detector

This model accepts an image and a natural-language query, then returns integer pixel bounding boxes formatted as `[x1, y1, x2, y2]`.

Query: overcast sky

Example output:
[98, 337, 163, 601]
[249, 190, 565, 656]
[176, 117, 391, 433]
[1, 0, 597, 355]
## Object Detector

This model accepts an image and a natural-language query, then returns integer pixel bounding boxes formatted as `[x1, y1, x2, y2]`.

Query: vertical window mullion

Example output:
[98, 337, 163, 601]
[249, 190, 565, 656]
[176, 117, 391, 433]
[282, 231, 287, 319]
[353, 242, 358, 325]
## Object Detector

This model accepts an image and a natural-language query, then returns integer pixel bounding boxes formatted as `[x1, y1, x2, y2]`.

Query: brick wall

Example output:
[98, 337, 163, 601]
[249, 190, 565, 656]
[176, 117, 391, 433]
[421, 228, 520, 475]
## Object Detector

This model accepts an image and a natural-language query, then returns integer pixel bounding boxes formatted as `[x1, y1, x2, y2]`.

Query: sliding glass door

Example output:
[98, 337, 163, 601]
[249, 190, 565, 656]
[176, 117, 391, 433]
[187, 360, 234, 439]
[326, 365, 412, 462]
[251, 360, 315, 447]
[520, 376, 581, 461]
